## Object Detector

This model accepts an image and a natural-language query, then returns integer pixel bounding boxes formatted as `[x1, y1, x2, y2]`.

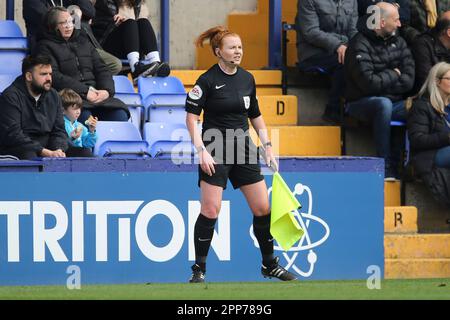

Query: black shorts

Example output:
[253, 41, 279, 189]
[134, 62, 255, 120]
[198, 162, 264, 189]
[198, 134, 264, 189]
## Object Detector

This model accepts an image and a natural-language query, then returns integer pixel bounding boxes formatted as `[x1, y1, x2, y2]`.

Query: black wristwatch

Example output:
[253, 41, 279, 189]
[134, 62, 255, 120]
[264, 141, 272, 147]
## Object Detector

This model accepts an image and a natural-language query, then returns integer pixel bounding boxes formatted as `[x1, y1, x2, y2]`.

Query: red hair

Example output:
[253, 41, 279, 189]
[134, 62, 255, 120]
[195, 26, 240, 57]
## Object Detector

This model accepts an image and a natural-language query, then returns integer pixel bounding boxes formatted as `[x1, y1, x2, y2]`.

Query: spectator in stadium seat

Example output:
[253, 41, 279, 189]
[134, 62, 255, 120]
[91, 0, 170, 82]
[411, 12, 450, 94]
[185, 26, 296, 283]
[60, 88, 98, 157]
[0, 55, 92, 160]
[296, 0, 358, 124]
[402, 0, 450, 45]
[345, 2, 415, 180]
[357, 0, 410, 27]
[23, 0, 122, 75]
[407, 62, 450, 207]
[36, 6, 130, 123]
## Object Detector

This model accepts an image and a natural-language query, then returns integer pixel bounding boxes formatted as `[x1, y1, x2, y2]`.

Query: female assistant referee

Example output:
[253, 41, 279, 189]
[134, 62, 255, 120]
[185, 26, 297, 283]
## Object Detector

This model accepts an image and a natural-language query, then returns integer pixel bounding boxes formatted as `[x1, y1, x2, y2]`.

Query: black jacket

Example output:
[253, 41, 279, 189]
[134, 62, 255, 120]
[36, 29, 115, 101]
[403, 0, 450, 45]
[0, 76, 68, 154]
[407, 96, 450, 176]
[411, 32, 450, 94]
[23, 0, 96, 52]
[91, 0, 144, 45]
[23, 0, 95, 31]
[344, 19, 415, 103]
[36, 29, 128, 115]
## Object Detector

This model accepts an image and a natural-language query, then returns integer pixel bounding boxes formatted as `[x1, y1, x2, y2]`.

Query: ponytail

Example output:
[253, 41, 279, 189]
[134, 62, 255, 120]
[195, 26, 239, 57]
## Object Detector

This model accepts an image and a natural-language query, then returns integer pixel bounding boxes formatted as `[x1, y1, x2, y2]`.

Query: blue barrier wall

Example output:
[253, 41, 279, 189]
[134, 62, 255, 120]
[0, 158, 384, 285]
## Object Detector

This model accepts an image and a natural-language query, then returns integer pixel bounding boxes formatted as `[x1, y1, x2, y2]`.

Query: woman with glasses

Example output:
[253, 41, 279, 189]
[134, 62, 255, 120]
[408, 62, 450, 207]
[36, 6, 130, 123]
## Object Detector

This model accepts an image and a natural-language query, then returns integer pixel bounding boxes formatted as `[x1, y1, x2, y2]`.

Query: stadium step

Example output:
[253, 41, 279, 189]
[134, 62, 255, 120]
[384, 206, 418, 233]
[250, 126, 341, 156]
[404, 181, 450, 233]
[171, 69, 282, 96]
[258, 95, 298, 125]
[385, 234, 450, 259]
[384, 233, 450, 279]
[384, 181, 401, 206]
[385, 258, 450, 279]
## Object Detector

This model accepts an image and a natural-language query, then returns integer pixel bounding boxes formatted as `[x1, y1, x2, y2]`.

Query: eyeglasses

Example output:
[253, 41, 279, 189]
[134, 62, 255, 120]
[58, 19, 74, 28]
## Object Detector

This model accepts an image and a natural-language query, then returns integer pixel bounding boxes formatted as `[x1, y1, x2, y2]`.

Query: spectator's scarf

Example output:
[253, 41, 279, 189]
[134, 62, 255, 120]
[423, 0, 438, 28]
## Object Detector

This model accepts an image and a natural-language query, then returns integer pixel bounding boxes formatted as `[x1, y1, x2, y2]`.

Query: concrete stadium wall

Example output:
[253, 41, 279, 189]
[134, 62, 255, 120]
[0, 0, 258, 68]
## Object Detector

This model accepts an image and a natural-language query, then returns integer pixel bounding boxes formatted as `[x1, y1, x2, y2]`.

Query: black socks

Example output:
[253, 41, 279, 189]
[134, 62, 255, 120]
[253, 214, 275, 266]
[194, 213, 217, 272]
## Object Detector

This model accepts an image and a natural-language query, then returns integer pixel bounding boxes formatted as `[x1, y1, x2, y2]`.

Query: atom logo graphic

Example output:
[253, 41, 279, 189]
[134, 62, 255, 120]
[250, 182, 330, 278]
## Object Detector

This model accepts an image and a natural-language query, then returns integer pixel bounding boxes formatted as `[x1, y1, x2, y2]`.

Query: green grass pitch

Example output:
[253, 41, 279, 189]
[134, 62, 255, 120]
[0, 278, 449, 300]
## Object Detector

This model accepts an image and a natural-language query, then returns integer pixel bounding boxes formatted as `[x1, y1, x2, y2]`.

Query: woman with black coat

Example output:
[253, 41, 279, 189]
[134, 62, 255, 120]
[408, 61, 450, 206]
[36, 6, 130, 123]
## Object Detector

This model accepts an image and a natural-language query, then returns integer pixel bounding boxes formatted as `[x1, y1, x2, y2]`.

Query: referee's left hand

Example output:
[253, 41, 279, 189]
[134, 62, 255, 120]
[265, 146, 278, 172]
[200, 150, 216, 176]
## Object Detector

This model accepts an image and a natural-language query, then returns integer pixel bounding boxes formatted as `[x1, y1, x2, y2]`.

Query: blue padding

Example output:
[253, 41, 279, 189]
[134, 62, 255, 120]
[39, 157, 384, 173]
[0, 160, 42, 172]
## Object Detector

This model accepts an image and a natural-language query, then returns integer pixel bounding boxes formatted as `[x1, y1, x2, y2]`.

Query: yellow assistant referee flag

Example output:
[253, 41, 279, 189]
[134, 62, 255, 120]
[270, 172, 304, 251]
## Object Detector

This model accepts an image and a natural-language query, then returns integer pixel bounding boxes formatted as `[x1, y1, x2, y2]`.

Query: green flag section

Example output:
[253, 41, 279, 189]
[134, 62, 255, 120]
[270, 172, 304, 251]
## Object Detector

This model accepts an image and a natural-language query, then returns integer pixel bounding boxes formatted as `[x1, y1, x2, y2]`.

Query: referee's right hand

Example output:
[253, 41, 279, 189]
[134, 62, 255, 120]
[200, 151, 216, 176]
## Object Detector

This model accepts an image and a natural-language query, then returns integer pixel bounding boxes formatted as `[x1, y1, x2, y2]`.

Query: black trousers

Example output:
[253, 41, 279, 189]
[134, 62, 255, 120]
[103, 18, 158, 59]
[1, 135, 94, 160]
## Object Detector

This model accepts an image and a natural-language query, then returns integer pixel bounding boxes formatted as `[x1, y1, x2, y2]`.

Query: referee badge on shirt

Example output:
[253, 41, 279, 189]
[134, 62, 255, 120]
[243, 96, 250, 109]
[189, 85, 203, 100]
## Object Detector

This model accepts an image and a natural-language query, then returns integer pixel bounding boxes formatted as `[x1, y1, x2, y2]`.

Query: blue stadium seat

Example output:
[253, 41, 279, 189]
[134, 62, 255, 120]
[137, 76, 185, 100]
[143, 122, 194, 159]
[113, 75, 135, 92]
[145, 93, 187, 123]
[0, 73, 17, 93]
[0, 20, 28, 51]
[0, 20, 24, 37]
[0, 51, 26, 74]
[93, 121, 150, 158]
[112, 75, 143, 132]
[137, 76, 186, 123]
